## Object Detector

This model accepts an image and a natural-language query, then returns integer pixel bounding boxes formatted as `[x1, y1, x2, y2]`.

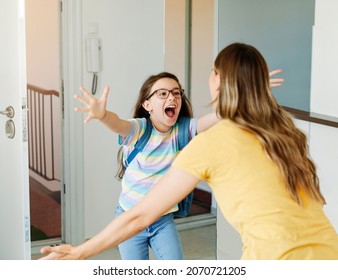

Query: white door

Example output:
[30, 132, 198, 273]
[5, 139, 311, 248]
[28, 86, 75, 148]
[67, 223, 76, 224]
[0, 0, 31, 259]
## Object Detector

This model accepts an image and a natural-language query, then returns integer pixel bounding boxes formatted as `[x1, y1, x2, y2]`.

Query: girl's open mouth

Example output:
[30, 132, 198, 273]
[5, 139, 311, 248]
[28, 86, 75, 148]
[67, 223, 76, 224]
[165, 105, 176, 118]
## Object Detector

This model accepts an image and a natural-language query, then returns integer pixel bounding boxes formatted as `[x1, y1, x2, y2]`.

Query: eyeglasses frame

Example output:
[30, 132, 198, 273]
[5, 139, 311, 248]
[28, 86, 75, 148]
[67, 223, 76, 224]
[148, 88, 185, 100]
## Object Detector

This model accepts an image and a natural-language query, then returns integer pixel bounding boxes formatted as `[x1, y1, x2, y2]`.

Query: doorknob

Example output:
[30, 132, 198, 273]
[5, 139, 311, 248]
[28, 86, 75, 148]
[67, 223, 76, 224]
[0, 106, 15, 118]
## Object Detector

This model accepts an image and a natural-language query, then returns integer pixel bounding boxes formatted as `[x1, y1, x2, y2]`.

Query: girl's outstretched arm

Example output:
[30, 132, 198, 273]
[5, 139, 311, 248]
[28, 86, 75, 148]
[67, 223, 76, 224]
[74, 86, 131, 137]
[196, 112, 220, 134]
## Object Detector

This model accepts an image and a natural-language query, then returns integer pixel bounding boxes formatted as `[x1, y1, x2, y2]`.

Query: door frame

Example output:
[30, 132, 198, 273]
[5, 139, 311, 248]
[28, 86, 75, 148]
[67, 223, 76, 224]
[61, 0, 85, 246]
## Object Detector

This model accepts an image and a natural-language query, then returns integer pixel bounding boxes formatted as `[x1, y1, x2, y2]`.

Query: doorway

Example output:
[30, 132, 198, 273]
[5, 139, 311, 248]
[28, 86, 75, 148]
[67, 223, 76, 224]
[25, 0, 63, 245]
[165, 0, 216, 226]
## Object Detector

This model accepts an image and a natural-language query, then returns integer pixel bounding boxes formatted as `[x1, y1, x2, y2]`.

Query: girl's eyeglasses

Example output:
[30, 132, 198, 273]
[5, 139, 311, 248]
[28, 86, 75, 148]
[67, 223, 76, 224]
[149, 88, 184, 99]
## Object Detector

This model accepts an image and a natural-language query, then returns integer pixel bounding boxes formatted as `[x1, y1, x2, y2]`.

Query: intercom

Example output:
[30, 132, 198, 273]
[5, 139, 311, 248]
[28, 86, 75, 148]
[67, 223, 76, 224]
[85, 37, 101, 94]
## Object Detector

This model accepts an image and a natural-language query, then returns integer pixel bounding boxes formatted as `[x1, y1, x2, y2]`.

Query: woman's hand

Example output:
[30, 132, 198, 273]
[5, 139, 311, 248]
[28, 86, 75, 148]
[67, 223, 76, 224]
[269, 69, 284, 88]
[39, 244, 82, 260]
[74, 86, 110, 123]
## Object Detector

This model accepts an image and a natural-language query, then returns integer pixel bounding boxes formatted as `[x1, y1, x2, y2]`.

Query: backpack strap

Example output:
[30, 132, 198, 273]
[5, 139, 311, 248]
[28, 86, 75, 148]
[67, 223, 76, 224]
[174, 117, 194, 218]
[124, 117, 191, 167]
[124, 118, 153, 167]
[177, 117, 191, 150]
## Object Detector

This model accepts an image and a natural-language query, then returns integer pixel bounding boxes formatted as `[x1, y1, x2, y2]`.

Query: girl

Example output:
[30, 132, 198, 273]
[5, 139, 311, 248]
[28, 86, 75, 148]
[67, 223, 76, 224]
[76, 72, 219, 260]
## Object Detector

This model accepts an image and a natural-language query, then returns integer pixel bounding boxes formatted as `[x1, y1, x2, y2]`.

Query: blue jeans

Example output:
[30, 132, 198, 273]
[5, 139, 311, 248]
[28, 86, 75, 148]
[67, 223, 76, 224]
[114, 203, 183, 260]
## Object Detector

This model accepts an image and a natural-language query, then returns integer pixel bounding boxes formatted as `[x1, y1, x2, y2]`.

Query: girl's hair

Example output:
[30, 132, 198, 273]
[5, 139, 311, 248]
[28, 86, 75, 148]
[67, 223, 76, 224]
[116, 72, 193, 180]
[213, 42, 325, 205]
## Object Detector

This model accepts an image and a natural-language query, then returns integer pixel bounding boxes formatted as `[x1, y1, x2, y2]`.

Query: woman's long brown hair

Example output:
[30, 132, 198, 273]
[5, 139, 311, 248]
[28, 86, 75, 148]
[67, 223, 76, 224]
[213, 43, 325, 205]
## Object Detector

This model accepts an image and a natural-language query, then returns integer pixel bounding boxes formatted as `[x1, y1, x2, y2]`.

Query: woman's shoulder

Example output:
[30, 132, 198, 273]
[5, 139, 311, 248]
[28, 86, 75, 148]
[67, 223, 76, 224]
[202, 119, 232, 133]
[188, 119, 235, 147]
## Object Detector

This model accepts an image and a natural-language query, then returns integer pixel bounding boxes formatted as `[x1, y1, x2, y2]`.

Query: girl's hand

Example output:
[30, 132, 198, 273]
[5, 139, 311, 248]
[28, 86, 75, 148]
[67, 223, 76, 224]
[74, 86, 110, 123]
[269, 69, 284, 88]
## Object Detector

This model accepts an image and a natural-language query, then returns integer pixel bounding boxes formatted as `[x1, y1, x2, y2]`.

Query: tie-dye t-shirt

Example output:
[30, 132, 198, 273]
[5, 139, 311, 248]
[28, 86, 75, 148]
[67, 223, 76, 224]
[117, 117, 198, 212]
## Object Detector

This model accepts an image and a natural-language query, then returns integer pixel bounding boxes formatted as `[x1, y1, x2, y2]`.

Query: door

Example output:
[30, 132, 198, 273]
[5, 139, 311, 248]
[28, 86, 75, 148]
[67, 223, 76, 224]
[0, 0, 31, 259]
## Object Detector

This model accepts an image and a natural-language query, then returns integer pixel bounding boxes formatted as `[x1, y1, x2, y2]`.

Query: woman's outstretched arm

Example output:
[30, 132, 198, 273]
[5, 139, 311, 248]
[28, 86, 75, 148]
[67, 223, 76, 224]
[39, 167, 200, 260]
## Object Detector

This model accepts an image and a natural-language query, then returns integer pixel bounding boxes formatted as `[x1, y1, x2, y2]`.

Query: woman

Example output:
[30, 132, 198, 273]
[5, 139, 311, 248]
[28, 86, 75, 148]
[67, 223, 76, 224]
[40, 43, 338, 260]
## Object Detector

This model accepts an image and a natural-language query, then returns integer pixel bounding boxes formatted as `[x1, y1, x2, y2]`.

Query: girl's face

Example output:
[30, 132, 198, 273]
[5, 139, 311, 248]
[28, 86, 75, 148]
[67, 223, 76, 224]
[142, 78, 182, 133]
[209, 68, 220, 107]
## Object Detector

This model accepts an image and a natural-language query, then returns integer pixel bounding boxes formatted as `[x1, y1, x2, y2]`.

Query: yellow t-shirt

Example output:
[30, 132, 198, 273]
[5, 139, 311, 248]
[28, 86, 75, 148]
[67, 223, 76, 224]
[173, 119, 338, 259]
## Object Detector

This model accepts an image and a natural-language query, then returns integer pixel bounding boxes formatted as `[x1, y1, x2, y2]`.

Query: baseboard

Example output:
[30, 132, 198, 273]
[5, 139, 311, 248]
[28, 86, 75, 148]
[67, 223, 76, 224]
[175, 213, 216, 231]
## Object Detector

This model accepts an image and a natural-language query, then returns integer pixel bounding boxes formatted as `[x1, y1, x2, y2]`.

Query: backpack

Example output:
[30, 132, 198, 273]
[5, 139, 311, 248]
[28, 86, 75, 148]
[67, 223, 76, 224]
[124, 117, 194, 218]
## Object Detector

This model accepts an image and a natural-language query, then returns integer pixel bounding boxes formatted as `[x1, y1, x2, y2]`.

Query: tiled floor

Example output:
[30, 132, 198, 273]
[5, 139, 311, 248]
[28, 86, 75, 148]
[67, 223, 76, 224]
[32, 221, 216, 260]
[179, 224, 216, 260]
[29, 177, 61, 240]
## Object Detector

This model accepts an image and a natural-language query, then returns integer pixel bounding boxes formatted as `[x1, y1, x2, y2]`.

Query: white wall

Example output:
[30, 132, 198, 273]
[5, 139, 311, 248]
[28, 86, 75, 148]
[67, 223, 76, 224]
[310, 123, 338, 229]
[164, 0, 186, 83]
[309, 0, 338, 231]
[310, 0, 338, 229]
[311, 1, 338, 118]
[190, 0, 214, 118]
[81, 0, 165, 238]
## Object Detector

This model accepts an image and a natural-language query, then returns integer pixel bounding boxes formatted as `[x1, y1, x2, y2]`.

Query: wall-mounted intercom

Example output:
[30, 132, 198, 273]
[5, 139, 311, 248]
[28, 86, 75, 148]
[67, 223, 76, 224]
[86, 37, 101, 94]
[86, 37, 101, 73]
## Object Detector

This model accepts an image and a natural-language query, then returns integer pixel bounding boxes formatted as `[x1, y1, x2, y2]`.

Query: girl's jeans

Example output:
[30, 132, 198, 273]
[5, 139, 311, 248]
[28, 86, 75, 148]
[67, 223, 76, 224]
[114, 203, 183, 260]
